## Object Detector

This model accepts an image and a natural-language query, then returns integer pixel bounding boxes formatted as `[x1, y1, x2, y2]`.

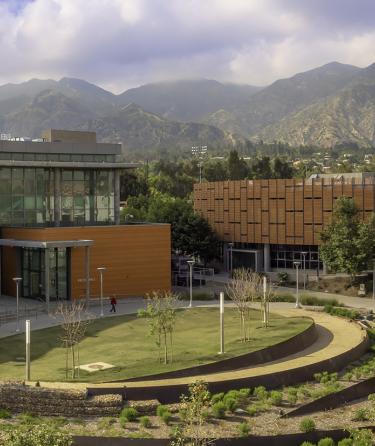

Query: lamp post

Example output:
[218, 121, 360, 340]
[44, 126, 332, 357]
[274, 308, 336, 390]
[25, 319, 31, 381]
[97, 267, 106, 317]
[228, 242, 234, 277]
[294, 262, 301, 308]
[187, 260, 195, 308]
[301, 251, 308, 290]
[219, 291, 225, 354]
[13, 277, 22, 332]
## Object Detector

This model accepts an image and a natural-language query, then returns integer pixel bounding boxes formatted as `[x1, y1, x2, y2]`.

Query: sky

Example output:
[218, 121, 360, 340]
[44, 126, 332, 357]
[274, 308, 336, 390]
[1, 0, 375, 93]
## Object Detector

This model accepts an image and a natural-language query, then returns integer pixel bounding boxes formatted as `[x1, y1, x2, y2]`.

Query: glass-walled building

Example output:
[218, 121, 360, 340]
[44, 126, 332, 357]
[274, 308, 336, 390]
[0, 130, 172, 304]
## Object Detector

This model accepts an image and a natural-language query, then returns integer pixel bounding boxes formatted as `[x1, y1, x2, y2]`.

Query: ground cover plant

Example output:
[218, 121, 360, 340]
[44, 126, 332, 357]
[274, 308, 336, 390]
[0, 307, 311, 382]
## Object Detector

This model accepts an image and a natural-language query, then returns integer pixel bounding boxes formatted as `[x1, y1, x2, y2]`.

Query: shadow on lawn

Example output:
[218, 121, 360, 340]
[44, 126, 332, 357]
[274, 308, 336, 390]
[0, 313, 139, 366]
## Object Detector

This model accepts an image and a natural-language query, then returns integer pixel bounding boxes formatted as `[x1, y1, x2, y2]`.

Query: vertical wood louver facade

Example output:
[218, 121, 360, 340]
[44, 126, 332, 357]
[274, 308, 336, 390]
[194, 177, 375, 246]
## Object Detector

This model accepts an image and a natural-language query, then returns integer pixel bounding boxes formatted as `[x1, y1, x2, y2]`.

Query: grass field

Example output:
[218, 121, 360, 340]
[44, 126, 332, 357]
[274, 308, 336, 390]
[0, 308, 312, 382]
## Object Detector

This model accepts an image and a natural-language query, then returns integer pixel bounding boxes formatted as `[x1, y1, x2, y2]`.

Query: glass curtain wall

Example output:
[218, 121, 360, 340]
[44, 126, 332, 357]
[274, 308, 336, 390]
[0, 167, 115, 226]
[22, 247, 69, 300]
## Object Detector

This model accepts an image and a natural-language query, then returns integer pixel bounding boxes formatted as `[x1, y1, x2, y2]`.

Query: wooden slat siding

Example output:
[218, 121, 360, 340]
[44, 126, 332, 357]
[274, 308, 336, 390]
[2, 225, 171, 299]
[193, 178, 375, 246]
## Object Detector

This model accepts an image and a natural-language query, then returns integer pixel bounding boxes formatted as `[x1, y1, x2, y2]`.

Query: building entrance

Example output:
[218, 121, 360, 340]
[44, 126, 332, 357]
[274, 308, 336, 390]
[21, 247, 70, 300]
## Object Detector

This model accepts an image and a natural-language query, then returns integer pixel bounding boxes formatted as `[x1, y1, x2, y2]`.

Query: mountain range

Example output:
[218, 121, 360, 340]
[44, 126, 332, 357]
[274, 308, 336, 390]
[1, 61, 375, 152]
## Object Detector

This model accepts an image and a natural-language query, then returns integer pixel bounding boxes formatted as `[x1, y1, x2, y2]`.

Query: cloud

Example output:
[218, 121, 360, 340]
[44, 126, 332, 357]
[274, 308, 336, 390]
[0, 0, 374, 92]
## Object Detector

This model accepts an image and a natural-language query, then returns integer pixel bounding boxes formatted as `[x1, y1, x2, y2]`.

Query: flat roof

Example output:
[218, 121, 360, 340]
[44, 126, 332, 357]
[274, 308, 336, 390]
[0, 239, 94, 248]
[0, 160, 139, 169]
[0, 140, 122, 155]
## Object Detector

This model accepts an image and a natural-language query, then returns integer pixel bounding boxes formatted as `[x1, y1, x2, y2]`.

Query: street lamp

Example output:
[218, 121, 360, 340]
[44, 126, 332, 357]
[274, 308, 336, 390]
[301, 252, 308, 290]
[187, 260, 195, 308]
[293, 262, 301, 308]
[97, 267, 106, 317]
[228, 242, 234, 276]
[13, 277, 22, 332]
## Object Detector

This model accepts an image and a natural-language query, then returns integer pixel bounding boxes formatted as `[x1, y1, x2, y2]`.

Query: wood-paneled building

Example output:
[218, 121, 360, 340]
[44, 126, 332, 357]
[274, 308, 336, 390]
[194, 174, 375, 273]
[0, 130, 171, 304]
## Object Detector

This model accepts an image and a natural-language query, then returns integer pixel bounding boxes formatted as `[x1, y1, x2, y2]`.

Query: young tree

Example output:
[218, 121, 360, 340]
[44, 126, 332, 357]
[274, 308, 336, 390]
[226, 268, 262, 342]
[57, 302, 91, 379]
[138, 291, 179, 364]
[172, 381, 212, 446]
[319, 197, 375, 281]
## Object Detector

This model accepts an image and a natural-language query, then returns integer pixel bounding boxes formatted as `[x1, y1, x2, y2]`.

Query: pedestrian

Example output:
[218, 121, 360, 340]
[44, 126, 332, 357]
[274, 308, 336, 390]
[110, 296, 117, 313]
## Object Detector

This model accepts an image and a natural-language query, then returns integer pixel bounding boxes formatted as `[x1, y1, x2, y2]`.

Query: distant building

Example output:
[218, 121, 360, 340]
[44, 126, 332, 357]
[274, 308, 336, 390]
[194, 173, 375, 273]
[0, 130, 171, 303]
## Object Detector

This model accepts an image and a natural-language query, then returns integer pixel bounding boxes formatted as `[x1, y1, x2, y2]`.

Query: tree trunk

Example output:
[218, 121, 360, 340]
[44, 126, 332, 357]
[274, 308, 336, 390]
[164, 334, 168, 365]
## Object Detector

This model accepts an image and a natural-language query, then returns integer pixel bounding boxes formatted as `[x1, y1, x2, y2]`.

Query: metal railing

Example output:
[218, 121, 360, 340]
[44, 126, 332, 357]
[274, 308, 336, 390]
[0, 304, 45, 327]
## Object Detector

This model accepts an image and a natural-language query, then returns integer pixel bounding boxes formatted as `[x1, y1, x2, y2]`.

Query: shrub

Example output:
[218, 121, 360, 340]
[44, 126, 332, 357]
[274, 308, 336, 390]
[300, 442, 315, 446]
[212, 402, 226, 419]
[5, 424, 72, 446]
[269, 391, 283, 406]
[156, 405, 169, 417]
[211, 392, 225, 404]
[224, 397, 238, 413]
[288, 393, 298, 406]
[140, 416, 151, 428]
[368, 393, 375, 402]
[324, 306, 359, 320]
[352, 408, 369, 421]
[119, 417, 127, 429]
[0, 408, 11, 419]
[254, 386, 268, 401]
[239, 388, 251, 398]
[318, 438, 335, 446]
[274, 293, 295, 303]
[247, 404, 259, 417]
[301, 295, 342, 307]
[238, 422, 251, 437]
[120, 407, 139, 422]
[300, 418, 316, 433]
[161, 411, 172, 425]
[337, 439, 352, 446]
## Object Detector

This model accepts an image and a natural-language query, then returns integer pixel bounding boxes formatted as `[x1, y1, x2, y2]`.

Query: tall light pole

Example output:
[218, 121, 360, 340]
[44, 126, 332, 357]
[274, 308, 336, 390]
[187, 260, 195, 308]
[191, 145, 208, 183]
[25, 319, 31, 381]
[294, 261, 301, 308]
[301, 251, 308, 290]
[97, 267, 106, 317]
[219, 291, 225, 354]
[228, 242, 234, 277]
[13, 277, 22, 332]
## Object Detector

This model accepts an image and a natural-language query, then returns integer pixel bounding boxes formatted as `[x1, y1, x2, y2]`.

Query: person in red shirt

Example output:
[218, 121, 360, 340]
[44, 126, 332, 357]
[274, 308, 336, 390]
[110, 296, 117, 313]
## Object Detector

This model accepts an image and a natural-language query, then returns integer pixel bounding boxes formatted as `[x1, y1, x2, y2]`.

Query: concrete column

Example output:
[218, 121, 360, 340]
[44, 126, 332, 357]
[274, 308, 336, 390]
[44, 249, 50, 313]
[114, 169, 120, 225]
[54, 169, 61, 226]
[263, 244, 271, 273]
[85, 246, 90, 302]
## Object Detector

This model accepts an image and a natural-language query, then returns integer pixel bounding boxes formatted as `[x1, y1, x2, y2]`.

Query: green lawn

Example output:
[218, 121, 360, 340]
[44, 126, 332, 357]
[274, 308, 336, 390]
[0, 308, 312, 382]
